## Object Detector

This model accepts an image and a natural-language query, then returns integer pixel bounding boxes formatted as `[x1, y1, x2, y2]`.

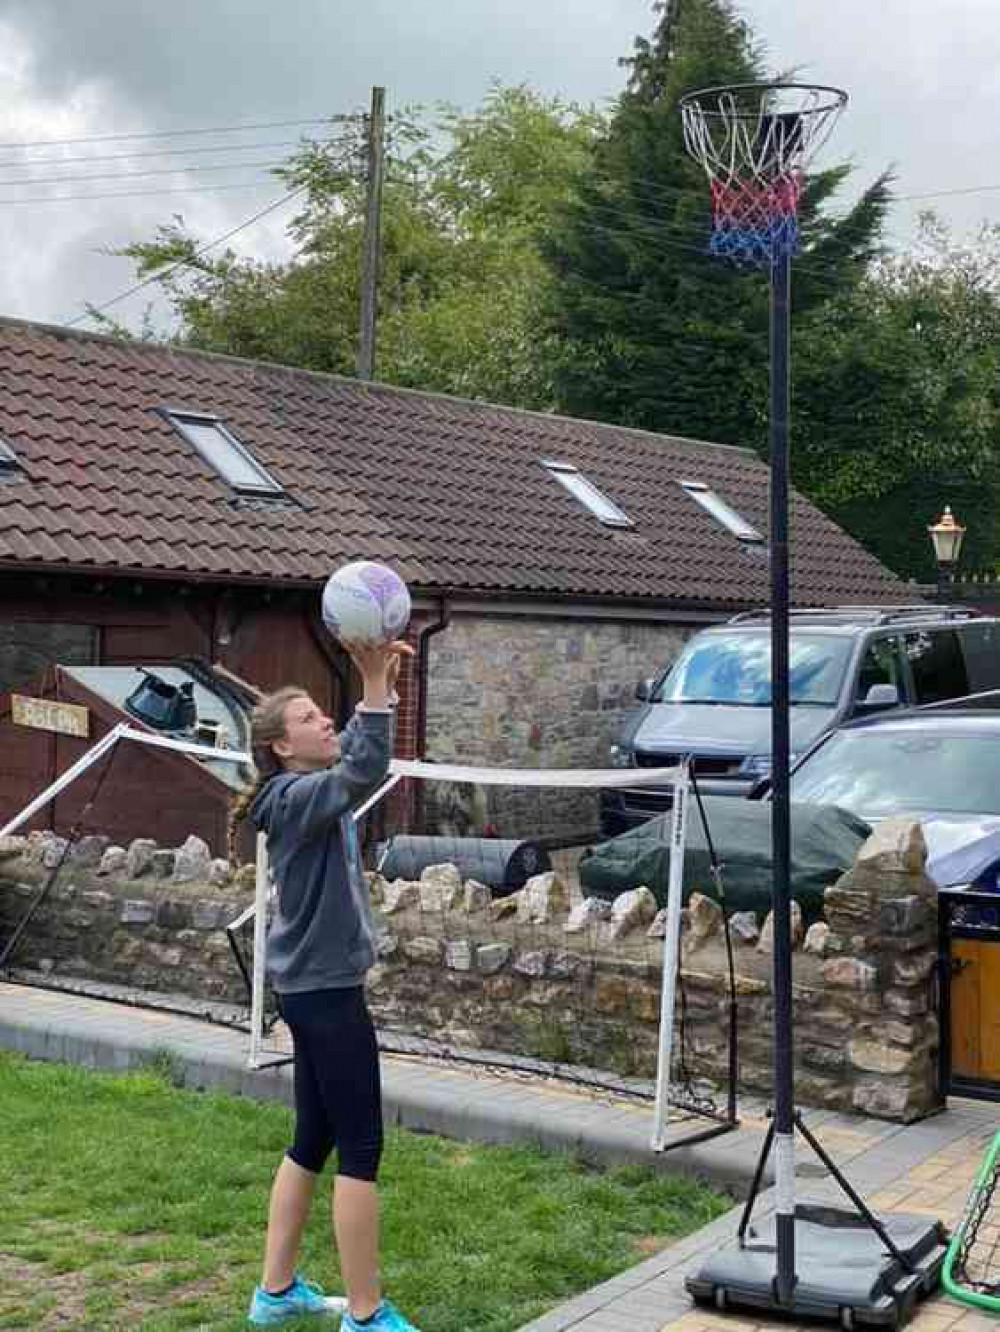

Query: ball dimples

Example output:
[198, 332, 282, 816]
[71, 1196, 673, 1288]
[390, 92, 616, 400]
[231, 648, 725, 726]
[321, 561, 411, 644]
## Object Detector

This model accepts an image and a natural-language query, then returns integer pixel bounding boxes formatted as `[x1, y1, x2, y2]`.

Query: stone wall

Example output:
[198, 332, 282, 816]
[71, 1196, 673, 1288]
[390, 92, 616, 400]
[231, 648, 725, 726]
[0, 818, 943, 1122]
[361, 820, 942, 1122]
[420, 612, 693, 840]
[424, 613, 692, 769]
[0, 831, 251, 1004]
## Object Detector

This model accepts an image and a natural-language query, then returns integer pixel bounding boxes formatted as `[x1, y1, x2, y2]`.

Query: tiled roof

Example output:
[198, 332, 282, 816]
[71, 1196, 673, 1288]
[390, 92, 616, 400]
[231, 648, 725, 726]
[0, 317, 909, 610]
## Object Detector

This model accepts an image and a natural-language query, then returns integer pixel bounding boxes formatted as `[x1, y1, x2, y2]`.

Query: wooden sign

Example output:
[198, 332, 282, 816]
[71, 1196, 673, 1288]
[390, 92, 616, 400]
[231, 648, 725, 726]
[11, 695, 90, 739]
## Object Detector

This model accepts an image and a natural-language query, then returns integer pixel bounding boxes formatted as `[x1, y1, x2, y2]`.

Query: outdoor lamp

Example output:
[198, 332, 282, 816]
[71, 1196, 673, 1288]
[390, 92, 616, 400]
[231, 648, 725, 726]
[928, 506, 966, 598]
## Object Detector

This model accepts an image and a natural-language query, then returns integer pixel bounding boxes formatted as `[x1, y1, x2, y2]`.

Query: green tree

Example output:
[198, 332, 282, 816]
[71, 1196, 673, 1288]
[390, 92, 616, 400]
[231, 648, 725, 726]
[540, 0, 891, 450]
[791, 215, 1000, 580]
[106, 86, 601, 410]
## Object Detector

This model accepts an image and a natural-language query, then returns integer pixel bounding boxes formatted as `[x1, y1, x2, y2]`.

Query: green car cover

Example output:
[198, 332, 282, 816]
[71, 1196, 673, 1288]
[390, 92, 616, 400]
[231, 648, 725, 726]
[579, 797, 871, 920]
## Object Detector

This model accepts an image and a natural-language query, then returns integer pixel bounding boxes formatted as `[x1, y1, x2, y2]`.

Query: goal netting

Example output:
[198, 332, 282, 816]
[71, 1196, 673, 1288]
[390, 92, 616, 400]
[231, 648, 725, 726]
[240, 757, 738, 1153]
[0, 722, 254, 1019]
[943, 1130, 1000, 1312]
[1, 730, 738, 1155]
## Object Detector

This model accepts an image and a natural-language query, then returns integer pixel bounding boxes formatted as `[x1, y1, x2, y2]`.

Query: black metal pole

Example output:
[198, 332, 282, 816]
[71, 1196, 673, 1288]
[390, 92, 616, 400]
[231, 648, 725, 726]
[769, 246, 796, 1304]
[737, 1118, 775, 1246]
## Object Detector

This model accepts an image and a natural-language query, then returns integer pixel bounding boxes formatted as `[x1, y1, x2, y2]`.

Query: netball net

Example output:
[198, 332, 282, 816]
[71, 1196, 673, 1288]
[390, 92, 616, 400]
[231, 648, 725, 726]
[245, 757, 738, 1154]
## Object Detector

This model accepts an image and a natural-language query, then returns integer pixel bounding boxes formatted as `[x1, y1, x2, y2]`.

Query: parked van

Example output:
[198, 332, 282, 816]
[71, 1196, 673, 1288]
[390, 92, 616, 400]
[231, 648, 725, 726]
[601, 605, 1000, 836]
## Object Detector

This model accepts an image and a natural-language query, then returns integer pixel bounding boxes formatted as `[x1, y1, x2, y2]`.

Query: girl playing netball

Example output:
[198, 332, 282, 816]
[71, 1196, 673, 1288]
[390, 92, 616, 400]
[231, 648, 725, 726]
[231, 638, 418, 1331]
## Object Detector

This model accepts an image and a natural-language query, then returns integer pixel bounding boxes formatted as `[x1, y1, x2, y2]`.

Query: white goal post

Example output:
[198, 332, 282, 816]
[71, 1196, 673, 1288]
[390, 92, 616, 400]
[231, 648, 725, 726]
[0, 723, 253, 840]
[248, 757, 692, 1153]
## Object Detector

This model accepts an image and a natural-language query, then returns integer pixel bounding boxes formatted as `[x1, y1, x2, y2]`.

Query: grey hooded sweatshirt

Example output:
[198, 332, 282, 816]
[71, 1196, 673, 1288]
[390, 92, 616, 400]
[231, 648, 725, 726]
[249, 709, 393, 994]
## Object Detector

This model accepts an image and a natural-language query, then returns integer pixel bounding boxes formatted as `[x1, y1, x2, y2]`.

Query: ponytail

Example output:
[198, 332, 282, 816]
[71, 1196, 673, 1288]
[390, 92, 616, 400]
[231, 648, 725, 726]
[227, 686, 309, 867]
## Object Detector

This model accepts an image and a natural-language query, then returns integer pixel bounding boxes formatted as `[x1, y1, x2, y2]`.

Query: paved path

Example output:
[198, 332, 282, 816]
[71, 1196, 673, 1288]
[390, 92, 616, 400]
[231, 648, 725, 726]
[1, 979, 996, 1332]
[520, 1108, 997, 1332]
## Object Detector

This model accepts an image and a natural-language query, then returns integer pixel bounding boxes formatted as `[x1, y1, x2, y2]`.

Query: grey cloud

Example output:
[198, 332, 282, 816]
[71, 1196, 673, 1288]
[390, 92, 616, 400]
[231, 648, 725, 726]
[0, 0, 645, 125]
[0, 0, 649, 325]
[743, 0, 1000, 235]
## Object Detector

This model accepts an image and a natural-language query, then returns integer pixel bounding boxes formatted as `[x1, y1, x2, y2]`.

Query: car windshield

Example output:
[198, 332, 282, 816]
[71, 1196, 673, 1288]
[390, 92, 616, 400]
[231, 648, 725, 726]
[791, 730, 1000, 816]
[653, 632, 852, 707]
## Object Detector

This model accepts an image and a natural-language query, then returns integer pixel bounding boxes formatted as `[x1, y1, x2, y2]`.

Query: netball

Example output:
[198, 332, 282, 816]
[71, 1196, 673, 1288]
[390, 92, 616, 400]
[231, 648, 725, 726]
[321, 561, 411, 644]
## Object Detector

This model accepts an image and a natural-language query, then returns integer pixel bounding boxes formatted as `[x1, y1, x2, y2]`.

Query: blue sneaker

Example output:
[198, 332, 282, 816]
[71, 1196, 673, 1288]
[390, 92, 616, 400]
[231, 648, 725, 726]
[341, 1299, 421, 1332]
[248, 1274, 346, 1325]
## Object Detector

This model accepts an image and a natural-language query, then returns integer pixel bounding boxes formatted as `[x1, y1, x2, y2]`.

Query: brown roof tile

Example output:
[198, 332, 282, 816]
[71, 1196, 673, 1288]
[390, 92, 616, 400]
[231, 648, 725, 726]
[0, 316, 910, 609]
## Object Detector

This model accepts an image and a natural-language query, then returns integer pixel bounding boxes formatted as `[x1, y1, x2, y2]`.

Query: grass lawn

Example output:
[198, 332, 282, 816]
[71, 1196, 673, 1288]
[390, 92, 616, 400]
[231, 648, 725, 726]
[0, 1051, 729, 1331]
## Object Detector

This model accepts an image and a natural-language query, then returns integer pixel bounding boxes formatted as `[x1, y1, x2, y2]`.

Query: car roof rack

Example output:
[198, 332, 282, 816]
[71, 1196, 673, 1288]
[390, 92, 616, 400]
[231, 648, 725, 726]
[727, 604, 987, 627]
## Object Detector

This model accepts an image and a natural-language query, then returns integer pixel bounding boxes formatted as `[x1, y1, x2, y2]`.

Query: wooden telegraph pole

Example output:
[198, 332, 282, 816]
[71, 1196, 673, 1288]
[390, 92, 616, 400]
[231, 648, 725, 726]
[356, 85, 386, 381]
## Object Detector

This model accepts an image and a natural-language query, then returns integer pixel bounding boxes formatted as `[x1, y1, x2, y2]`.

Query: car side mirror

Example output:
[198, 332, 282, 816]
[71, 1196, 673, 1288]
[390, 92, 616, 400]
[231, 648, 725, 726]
[635, 677, 655, 703]
[859, 683, 899, 711]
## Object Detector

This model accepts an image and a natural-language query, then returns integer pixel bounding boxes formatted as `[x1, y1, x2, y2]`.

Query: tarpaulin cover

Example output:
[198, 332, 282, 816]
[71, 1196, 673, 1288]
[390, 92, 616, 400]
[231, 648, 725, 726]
[579, 797, 872, 919]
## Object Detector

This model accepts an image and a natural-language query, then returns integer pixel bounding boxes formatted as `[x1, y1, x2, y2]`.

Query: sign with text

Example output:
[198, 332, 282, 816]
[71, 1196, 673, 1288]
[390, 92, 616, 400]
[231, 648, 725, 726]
[12, 695, 90, 739]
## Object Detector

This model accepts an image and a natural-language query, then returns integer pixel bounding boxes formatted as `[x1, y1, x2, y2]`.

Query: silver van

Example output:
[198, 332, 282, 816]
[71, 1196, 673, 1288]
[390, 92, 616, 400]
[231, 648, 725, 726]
[601, 605, 1000, 836]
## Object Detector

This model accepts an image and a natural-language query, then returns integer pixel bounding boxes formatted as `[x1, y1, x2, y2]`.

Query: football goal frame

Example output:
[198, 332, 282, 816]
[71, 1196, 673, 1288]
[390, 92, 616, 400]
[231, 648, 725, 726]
[2, 729, 737, 1156]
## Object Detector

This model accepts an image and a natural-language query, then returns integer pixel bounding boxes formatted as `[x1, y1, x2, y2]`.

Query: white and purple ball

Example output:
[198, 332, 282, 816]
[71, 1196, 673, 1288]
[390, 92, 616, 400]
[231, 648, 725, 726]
[321, 561, 411, 644]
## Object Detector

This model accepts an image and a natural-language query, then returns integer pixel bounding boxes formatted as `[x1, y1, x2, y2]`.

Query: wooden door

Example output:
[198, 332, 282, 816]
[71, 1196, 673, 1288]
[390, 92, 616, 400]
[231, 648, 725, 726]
[951, 939, 1000, 1083]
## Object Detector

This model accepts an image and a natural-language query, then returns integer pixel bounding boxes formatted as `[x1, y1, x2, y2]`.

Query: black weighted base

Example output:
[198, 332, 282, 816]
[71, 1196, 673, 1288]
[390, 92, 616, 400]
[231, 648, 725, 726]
[686, 1204, 947, 1329]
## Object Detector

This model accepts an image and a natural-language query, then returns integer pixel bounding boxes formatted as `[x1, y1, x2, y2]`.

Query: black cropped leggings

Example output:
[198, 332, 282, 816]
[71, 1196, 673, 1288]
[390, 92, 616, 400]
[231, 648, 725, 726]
[279, 986, 384, 1182]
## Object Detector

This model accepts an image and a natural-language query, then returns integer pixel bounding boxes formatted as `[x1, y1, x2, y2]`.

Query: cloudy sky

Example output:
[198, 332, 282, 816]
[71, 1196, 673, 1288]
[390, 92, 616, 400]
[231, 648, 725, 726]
[0, 0, 996, 332]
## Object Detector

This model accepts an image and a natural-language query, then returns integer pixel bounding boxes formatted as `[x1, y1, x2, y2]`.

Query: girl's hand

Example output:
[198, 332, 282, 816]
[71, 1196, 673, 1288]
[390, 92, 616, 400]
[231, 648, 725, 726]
[343, 639, 414, 708]
[386, 640, 412, 693]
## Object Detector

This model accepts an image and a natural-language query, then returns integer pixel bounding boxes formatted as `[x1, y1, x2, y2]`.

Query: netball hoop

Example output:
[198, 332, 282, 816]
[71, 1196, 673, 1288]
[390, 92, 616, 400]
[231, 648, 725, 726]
[679, 82, 847, 267]
[678, 82, 946, 1326]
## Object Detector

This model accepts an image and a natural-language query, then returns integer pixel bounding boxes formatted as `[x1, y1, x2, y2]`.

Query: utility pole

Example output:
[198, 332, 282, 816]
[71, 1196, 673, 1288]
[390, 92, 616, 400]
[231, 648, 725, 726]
[356, 85, 386, 382]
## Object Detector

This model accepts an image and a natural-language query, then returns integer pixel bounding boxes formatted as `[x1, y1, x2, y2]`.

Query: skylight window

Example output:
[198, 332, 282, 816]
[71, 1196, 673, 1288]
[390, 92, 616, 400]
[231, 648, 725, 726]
[542, 459, 634, 528]
[163, 411, 284, 496]
[680, 480, 763, 543]
[0, 438, 20, 469]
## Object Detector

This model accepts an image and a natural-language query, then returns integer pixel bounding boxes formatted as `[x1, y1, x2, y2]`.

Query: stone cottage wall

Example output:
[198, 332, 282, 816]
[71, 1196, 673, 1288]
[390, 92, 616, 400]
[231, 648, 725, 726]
[0, 819, 943, 1122]
[424, 613, 693, 769]
[420, 612, 694, 839]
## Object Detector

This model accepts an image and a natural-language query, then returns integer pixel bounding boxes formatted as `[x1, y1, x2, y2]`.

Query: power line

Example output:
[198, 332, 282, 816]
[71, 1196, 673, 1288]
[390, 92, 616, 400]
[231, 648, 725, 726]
[554, 200, 894, 296]
[0, 116, 357, 152]
[66, 183, 309, 328]
[0, 157, 291, 189]
[52, 125, 988, 344]
[0, 130, 359, 190]
[60, 207, 987, 385]
[896, 182, 1000, 204]
[438, 149, 959, 282]
[0, 138, 305, 171]
[7, 107, 998, 211]
[579, 188, 976, 276]
[0, 137, 360, 206]
[576, 150, 1000, 212]
[36, 172, 939, 316]
[0, 179, 285, 206]
[564, 202, 969, 302]
[389, 156, 927, 269]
